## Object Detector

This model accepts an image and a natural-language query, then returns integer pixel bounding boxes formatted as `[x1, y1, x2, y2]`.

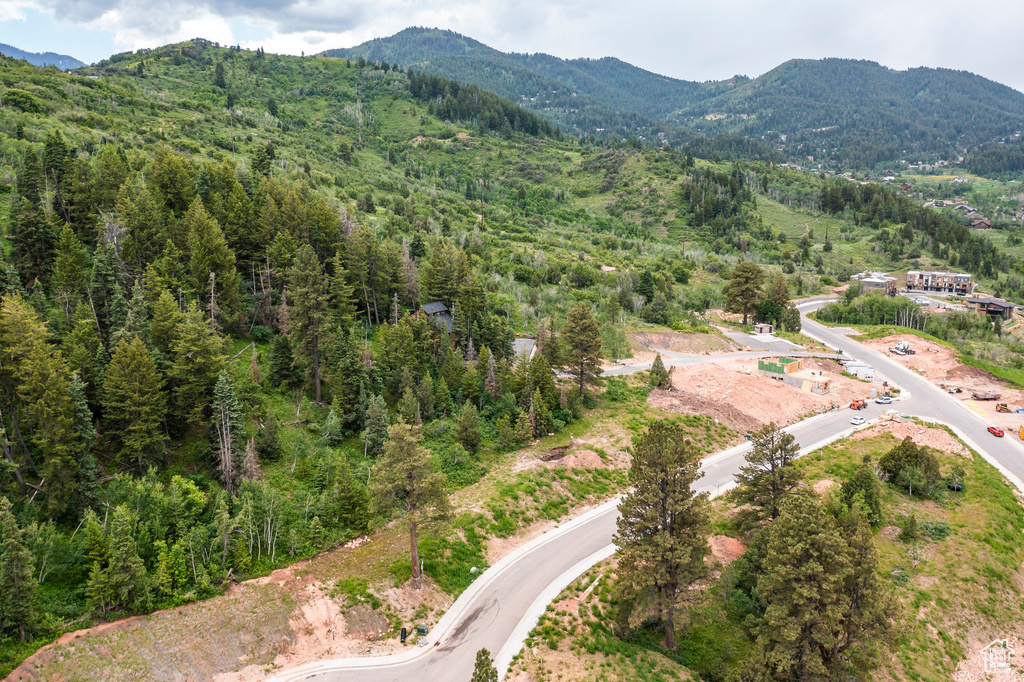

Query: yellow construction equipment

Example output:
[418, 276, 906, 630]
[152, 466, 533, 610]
[997, 403, 1011, 413]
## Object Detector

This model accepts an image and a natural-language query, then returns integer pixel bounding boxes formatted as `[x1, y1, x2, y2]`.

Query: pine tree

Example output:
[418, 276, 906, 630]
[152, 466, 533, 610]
[328, 328, 366, 428]
[51, 223, 88, 321]
[416, 372, 435, 421]
[564, 303, 602, 399]
[0, 295, 81, 516]
[370, 422, 451, 589]
[744, 495, 896, 680]
[614, 421, 710, 649]
[269, 334, 301, 389]
[724, 262, 766, 325]
[362, 394, 390, 458]
[89, 243, 128, 340]
[167, 302, 225, 431]
[0, 497, 36, 642]
[514, 410, 532, 445]
[212, 371, 243, 495]
[398, 386, 419, 424]
[150, 289, 182, 362]
[9, 152, 53, 285]
[734, 422, 802, 523]
[287, 245, 331, 403]
[111, 280, 152, 349]
[103, 335, 166, 472]
[105, 505, 150, 613]
[471, 648, 498, 682]
[649, 353, 670, 389]
[185, 197, 240, 323]
[456, 401, 482, 454]
[434, 376, 453, 417]
[530, 388, 550, 437]
[241, 437, 263, 482]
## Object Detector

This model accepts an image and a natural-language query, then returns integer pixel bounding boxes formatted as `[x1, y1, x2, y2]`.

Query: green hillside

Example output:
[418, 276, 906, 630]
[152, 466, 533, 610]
[325, 28, 1024, 173]
[0, 38, 1022, 677]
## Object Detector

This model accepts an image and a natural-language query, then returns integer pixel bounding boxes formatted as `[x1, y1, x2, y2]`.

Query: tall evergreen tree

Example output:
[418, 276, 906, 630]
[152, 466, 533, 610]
[614, 421, 710, 649]
[105, 505, 150, 613]
[724, 261, 766, 325]
[744, 495, 896, 680]
[185, 197, 240, 323]
[370, 422, 451, 590]
[456, 400, 482, 454]
[734, 422, 802, 523]
[103, 336, 166, 472]
[167, 302, 225, 431]
[9, 152, 52, 285]
[0, 497, 36, 642]
[287, 245, 331, 403]
[362, 394, 390, 458]
[564, 303, 602, 399]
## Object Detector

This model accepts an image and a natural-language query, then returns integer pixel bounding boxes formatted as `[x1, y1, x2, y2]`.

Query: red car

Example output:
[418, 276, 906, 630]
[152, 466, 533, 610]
[988, 426, 1005, 437]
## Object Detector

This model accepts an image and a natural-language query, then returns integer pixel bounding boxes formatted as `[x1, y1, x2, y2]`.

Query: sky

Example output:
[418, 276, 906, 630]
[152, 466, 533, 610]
[0, 0, 1022, 92]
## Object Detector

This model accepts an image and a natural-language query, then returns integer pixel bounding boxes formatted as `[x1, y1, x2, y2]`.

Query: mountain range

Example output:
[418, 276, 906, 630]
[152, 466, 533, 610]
[0, 42, 85, 70]
[324, 27, 1024, 172]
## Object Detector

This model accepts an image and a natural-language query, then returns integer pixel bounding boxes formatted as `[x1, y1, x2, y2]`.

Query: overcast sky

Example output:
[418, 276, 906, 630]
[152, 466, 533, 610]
[0, 0, 1022, 91]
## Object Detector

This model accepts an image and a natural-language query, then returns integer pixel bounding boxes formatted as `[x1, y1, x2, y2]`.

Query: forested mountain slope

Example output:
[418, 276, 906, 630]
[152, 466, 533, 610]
[0, 37, 1022, 676]
[326, 28, 1024, 172]
[0, 42, 85, 70]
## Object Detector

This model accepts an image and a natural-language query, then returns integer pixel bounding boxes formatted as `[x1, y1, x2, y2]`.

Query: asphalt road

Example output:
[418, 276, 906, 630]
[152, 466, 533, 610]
[271, 299, 1024, 681]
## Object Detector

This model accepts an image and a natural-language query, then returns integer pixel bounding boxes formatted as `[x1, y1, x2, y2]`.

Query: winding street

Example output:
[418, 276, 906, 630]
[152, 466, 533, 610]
[270, 299, 1024, 682]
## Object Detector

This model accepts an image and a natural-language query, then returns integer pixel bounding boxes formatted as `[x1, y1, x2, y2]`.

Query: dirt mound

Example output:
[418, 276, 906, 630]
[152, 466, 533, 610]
[546, 449, 605, 469]
[343, 603, 389, 639]
[708, 535, 746, 564]
[648, 358, 875, 433]
[630, 331, 740, 355]
[813, 479, 839, 496]
[849, 421, 973, 458]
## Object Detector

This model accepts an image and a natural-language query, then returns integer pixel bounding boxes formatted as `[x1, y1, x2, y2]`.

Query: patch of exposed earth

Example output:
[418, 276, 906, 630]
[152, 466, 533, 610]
[648, 357, 878, 434]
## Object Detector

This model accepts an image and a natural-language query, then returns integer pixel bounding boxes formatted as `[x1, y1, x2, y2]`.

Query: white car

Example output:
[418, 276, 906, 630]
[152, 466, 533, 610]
[850, 416, 867, 426]
[875, 396, 892, 404]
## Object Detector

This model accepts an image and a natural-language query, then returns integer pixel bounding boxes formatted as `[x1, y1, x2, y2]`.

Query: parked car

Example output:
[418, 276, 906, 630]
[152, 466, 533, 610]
[875, 396, 892, 404]
[988, 426, 1005, 437]
[850, 416, 866, 426]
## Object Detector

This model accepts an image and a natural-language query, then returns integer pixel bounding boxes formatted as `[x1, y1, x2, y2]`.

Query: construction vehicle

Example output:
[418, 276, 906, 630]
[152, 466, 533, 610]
[997, 403, 1011, 413]
[850, 398, 867, 410]
[889, 340, 916, 355]
[972, 391, 1001, 401]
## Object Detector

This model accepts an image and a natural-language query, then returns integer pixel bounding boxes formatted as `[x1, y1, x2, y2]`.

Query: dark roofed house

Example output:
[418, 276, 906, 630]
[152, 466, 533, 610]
[966, 297, 1014, 319]
[971, 219, 993, 229]
[419, 302, 453, 332]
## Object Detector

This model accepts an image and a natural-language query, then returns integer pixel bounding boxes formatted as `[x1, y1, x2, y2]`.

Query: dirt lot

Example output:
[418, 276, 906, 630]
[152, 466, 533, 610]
[648, 358, 879, 434]
[865, 334, 1024, 428]
[10, 529, 452, 682]
[848, 420, 973, 458]
[630, 331, 741, 355]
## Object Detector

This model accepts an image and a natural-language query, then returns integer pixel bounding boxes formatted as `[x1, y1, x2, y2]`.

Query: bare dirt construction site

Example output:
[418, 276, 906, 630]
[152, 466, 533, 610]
[9, 531, 451, 682]
[648, 357, 878, 434]
[865, 334, 1024, 428]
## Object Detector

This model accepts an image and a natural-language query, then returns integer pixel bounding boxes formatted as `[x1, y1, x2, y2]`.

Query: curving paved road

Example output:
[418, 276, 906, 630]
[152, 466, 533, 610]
[271, 299, 1024, 681]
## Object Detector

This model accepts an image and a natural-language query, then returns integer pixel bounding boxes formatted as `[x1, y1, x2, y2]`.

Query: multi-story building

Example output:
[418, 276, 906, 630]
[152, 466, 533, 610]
[905, 270, 974, 295]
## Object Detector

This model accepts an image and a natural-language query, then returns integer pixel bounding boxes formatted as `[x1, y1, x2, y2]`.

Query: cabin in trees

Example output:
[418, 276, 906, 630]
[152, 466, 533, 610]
[905, 270, 974, 295]
[418, 302, 453, 332]
[852, 271, 898, 296]
[966, 297, 1015, 319]
[753, 322, 774, 334]
[971, 219, 993, 229]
